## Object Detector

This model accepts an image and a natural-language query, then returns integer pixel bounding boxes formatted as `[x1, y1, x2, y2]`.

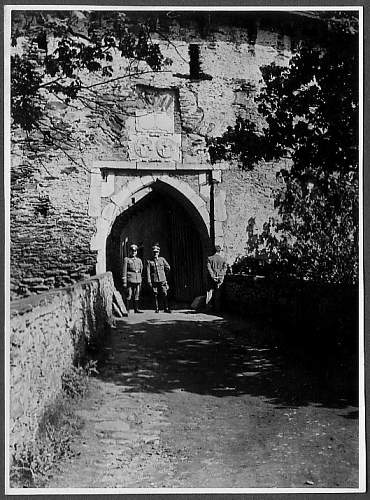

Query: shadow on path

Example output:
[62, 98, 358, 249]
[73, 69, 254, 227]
[97, 309, 358, 410]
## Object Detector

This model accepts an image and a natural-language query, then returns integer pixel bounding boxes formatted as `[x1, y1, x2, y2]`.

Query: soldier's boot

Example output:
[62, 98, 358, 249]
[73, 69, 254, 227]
[134, 300, 143, 313]
[154, 297, 159, 313]
[126, 299, 131, 314]
[163, 296, 171, 313]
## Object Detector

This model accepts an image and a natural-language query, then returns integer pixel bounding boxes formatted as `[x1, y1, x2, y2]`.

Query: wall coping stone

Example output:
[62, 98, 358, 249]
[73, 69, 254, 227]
[10, 273, 114, 317]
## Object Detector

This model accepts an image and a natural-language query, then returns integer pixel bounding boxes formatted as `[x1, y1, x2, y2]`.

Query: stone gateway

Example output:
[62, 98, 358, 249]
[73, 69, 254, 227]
[10, 11, 321, 301]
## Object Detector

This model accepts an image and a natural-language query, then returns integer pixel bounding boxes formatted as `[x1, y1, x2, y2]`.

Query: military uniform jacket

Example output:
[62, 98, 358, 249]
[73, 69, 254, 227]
[207, 253, 227, 283]
[122, 257, 143, 285]
[147, 257, 170, 284]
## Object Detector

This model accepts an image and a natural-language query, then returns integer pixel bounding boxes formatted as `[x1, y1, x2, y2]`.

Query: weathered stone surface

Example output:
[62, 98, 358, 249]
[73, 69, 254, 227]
[214, 189, 227, 222]
[10, 13, 300, 298]
[135, 109, 174, 134]
[198, 172, 207, 186]
[88, 169, 102, 217]
[212, 170, 222, 183]
[200, 184, 210, 200]
[101, 173, 115, 198]
[136, 161, 176, 170]
[9, 272, 116, 458]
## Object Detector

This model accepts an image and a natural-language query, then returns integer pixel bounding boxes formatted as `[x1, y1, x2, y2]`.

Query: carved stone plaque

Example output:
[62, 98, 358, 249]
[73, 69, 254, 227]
[133, 136, 154, 159]
[136, 110, 174, 134]
[129, 134, 181, 162]
[128, 87, 181, 163]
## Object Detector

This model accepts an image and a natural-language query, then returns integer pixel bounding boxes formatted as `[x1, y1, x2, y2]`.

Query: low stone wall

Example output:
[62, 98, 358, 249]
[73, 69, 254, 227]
[9, 272, 115, 456]
[223, 274, 358, 349]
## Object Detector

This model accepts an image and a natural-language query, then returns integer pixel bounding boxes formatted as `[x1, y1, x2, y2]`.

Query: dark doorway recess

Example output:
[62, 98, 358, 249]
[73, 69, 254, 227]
[106, 182, 209, 302]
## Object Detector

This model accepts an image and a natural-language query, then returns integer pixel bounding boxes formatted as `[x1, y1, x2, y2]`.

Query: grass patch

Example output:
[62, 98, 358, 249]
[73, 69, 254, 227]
[10, 360, 98, 488]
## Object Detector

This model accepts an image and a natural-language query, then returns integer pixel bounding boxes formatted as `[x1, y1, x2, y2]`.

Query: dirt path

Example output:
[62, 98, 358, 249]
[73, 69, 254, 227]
[46, 309, 359, 489]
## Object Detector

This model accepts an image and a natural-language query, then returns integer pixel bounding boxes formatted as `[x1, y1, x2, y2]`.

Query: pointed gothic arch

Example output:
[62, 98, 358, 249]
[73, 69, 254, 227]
[91, 175, 211, 286]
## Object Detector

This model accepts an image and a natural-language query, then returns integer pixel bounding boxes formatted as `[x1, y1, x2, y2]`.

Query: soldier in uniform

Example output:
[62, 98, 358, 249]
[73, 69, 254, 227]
[122, 244, 143, 313]
[146, 243, 171, 313]
[206, 245, 228, 312]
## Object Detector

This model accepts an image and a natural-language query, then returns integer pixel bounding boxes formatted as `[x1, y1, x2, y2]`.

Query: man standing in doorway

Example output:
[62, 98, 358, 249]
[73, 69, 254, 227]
[122, 244, 143, 314]
[147, 243, 171, 313]
[206, 245, 228, 313]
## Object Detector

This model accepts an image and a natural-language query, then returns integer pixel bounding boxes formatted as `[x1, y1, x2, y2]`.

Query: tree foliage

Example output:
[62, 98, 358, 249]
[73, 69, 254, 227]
[208, 13, 359, 284]
[10, 10, 169, 187]
[11, 11, 165, 130]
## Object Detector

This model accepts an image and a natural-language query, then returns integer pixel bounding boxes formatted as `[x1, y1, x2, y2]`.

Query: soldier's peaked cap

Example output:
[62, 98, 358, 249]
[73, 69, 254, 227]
[130, 244, 138, 250]
[152, 243, 160, 251]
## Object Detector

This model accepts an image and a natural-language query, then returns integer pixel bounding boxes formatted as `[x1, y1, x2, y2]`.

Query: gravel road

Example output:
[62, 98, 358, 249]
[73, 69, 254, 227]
[46, 308, 359, 490]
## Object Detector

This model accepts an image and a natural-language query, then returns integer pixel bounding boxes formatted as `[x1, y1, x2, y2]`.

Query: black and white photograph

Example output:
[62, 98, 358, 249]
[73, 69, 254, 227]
[5, 4, 365, 494]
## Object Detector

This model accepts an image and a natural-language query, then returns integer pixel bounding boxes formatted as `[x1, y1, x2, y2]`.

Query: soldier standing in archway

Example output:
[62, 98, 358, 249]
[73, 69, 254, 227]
[147, 243, 171, 313]
[122, 244, 143, 314]
[206, 245, 228, 313]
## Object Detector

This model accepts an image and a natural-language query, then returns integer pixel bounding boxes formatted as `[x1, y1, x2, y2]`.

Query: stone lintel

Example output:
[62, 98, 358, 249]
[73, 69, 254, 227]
[137, 161, 176, 170]
[176, 163, 212, 171]
[94, 160, 136, 170]
[178, 161, 230, 171]
[93, 160, 230, 172]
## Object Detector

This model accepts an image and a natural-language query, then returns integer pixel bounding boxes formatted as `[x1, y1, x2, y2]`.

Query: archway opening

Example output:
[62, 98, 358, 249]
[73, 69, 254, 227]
[106, 181, 210, 303]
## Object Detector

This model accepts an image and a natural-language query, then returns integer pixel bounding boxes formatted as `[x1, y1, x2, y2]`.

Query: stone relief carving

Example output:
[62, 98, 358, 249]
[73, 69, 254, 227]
[128, 87, 181, 162]
[133, 137, 154, 158]
[129, 134, 181, 162]
[156, 137, 177, 159]
[137, 88, 174, 113]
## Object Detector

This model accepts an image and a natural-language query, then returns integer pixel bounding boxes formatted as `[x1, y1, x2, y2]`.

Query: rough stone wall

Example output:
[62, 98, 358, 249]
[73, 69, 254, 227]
[10, 12, 310, 297]
[219, 160, 289, 264]
[10, 162, 98, 297]
[9, 272, 115, 455]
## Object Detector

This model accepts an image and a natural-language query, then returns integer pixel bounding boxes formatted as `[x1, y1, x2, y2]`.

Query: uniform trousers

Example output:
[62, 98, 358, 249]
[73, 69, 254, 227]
[151, 281, 168, 296]
[126, 283, 141, 301]
[206, 280, 223, 312]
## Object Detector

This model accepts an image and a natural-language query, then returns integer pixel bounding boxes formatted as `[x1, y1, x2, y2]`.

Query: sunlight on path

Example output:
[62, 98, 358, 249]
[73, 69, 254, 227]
[46, 308, 359, 489]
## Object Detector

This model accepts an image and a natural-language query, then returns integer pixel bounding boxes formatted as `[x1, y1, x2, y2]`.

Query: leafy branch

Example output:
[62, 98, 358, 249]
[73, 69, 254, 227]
[11, 10, 171, 184]
[208, 12, 359, 284]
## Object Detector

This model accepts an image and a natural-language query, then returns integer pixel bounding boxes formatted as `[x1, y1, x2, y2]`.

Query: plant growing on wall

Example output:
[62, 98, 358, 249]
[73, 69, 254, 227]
[208, 12, 359, 284]
[10, 10, 170, 185]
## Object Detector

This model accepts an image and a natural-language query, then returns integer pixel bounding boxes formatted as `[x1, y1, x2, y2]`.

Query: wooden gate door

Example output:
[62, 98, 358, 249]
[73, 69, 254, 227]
[106, 190, 207, 303]
[169, 206, 205, 302]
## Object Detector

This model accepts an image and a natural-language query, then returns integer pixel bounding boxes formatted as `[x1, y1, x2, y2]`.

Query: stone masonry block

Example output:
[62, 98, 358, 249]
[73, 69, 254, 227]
[90, 218, 110, 250]
[137, 161, 176, 170]
[176, 162, 213, 171]
[126, 178, 146, 197]
[198, 172, 207, 186]
[101, 202, 118, 222]
[110, 189, 130, 207]
[139, 175, 156, 188]
[88, 169, 102, 217]
[214, 189, 227, 221]
[215, 236, 225, 249]
[212, 169, 222, 183]
[200, 184, 210, 200]
[93, 160, 136, 170]
[101, 173, 115, 197]
[214, 221, 224, 238]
